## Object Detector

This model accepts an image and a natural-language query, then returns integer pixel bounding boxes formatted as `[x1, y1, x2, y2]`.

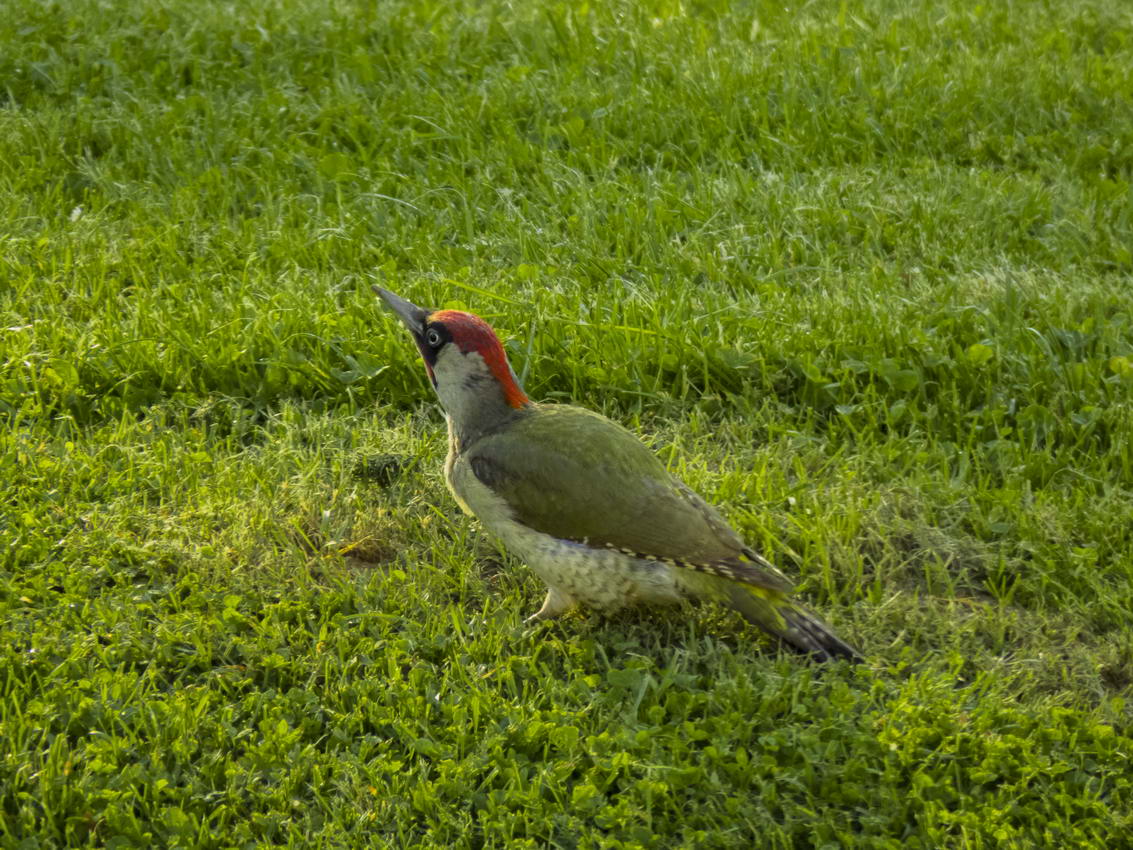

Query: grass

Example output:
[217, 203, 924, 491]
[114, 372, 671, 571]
[2, 0, 1132, 845]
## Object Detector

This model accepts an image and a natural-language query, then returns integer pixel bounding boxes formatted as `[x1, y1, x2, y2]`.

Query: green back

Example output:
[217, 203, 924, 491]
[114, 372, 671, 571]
[467, 405, 760, 568]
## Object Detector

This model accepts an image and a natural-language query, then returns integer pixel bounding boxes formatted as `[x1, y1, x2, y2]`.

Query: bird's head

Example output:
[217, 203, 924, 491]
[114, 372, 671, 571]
[375, 287, 530, 430]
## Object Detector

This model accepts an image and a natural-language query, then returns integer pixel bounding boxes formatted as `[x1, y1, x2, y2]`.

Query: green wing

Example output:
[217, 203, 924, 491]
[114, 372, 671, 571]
[465, 404, 792, 592]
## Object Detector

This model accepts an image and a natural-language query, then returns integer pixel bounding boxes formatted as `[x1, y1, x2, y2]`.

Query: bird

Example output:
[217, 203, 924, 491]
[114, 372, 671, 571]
[375, 287, 862, 662]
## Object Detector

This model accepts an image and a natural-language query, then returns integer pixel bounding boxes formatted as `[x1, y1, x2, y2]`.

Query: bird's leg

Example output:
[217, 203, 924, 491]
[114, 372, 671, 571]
[525, 586, 575, 622]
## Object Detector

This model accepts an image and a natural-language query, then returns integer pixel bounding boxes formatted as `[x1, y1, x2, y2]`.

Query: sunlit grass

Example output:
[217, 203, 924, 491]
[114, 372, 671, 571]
[2, 0, 1131, 845]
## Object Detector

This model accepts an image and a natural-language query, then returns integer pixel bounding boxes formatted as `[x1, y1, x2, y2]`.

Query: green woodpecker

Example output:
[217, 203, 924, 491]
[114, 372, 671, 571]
[376, 287, 862, 662]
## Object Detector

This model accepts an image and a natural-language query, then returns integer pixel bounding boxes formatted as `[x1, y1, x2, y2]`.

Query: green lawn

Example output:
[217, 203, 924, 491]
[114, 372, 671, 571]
[2, 0, 1132, 846]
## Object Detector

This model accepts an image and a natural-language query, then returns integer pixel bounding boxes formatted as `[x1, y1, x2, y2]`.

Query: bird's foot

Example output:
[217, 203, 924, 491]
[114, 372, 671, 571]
[526, 587, 575, 622]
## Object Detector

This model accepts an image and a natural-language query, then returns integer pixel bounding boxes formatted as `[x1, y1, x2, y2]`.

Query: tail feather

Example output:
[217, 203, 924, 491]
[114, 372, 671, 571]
[725, 583, 863, 663]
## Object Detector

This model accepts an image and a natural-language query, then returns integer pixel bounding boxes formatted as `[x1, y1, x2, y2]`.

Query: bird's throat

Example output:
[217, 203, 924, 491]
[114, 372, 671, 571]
[435, 348, 529, 447]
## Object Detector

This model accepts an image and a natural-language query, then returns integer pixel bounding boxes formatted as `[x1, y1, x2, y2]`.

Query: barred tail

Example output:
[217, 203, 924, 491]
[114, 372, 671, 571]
[725, 584, 863, 663]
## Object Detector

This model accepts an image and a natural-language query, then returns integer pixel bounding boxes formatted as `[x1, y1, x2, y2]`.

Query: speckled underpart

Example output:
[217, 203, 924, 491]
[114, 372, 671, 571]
[497, 521, 687, 612]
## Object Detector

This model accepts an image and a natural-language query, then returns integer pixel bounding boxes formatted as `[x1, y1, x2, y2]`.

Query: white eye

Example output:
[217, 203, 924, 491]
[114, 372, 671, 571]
[425, 328, 443, 348]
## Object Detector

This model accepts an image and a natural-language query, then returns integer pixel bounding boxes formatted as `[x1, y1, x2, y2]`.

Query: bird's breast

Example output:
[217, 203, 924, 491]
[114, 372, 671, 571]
[444, 420, 476, 517]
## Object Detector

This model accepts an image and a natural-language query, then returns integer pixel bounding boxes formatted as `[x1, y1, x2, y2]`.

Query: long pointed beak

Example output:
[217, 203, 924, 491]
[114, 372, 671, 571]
[373, 286, 430, 335]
